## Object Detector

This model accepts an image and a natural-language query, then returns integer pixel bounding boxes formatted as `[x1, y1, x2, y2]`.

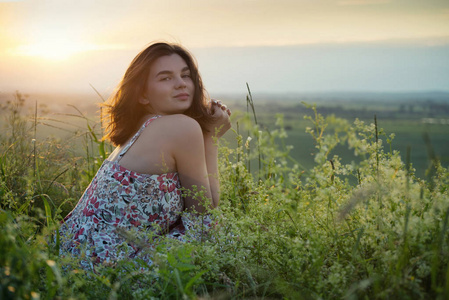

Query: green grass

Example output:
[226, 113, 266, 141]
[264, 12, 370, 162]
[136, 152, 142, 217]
[1, 91, 448, 299]
[235, 101, 449, 180]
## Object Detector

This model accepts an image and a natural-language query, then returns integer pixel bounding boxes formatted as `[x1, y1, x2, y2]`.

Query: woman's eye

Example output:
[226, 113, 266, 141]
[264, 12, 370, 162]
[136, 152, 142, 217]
[182, 74, 191, 78]
[160, 77, 171, 81]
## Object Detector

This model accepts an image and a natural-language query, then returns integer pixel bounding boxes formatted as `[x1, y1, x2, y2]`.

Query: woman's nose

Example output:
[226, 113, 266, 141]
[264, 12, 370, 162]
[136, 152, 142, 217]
[175, 76, 187, 89]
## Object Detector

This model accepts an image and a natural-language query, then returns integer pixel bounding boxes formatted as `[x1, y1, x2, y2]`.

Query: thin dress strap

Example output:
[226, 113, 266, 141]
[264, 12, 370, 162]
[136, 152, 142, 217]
[117, 115, 161, 161]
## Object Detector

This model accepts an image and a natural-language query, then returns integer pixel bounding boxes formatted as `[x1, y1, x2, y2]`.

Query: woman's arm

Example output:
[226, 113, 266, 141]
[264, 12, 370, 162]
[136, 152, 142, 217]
[202, 135, 219, 207]
[202, 100, 232, 208]
[169, 102, 230, 213]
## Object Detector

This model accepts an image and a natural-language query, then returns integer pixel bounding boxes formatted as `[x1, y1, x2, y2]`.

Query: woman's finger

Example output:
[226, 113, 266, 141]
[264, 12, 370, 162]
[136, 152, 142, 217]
[210, 99, 231, 117]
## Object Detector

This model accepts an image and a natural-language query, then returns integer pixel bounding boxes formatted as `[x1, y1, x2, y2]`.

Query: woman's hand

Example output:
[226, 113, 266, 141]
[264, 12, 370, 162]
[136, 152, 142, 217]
[206, 99, 232, 139]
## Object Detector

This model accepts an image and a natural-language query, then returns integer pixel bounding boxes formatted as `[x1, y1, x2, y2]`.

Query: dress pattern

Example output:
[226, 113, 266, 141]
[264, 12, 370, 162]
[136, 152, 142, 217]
[59, 115, 212, 269]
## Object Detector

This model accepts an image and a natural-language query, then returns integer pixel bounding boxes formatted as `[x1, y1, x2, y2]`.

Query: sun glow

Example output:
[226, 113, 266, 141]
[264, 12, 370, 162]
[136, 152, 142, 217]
[12, 40, 99, 61]
[6, 26, 113, 61]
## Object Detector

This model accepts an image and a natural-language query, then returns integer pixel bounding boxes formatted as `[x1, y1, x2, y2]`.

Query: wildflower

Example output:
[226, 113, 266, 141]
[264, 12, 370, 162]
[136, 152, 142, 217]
[46, 260, 56, 267]
[245, 136, 252, 148]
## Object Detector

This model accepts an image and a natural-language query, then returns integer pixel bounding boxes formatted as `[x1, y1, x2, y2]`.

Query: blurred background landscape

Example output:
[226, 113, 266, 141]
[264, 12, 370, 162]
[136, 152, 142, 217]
[1, 89, 447, 179]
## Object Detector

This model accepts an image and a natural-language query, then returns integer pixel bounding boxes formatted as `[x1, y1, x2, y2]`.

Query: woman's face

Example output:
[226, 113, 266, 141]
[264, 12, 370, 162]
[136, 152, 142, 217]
[140, 54, 195, 115]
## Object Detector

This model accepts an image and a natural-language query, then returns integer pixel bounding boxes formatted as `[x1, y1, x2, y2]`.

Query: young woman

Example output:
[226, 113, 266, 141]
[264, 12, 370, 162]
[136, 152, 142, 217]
[59, 42, 231, 268]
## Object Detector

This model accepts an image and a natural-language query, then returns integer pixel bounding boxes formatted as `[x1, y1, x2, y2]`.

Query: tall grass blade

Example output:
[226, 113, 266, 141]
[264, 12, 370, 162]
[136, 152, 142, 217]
[44, 169, 69, 195]
[33, 100, 37, 178]
[406, 145, 411, 194]
[439, 207, 449, 253]
[423, 132, 438, 191]
[374, 114, 379, 175]
[39, 194, 54, 227]
[245, 82, 258, 125]
[67, 104, 86, 119]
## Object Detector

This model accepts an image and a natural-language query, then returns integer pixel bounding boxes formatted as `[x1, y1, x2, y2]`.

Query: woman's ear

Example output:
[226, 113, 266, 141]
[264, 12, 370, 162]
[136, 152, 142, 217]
[139, 96, 150, 105]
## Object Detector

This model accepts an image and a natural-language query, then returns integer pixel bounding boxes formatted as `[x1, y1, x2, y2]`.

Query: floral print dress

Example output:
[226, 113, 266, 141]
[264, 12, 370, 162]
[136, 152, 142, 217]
[59, 115, 212, 269]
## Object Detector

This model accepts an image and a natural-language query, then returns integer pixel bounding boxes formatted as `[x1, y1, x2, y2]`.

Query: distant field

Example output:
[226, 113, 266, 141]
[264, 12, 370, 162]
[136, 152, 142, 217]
[225, 93, 449, 179]
[278, 118, 449, 179]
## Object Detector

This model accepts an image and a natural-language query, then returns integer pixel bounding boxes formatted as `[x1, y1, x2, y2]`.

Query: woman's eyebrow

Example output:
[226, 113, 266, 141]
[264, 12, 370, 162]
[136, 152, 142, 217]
[155, 66, 190, 77]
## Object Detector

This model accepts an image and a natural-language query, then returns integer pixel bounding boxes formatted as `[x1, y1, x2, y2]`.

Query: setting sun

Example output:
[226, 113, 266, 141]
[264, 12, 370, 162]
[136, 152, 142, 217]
[13, 41, 87, 60]
[6, 24, 103, 61]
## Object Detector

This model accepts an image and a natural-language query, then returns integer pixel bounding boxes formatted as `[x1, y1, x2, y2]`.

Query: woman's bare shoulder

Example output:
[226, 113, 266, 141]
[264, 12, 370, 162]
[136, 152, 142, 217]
[153, 114, 202, 137]
[158, 114, 199, 125]
[151, 115, 204, 157]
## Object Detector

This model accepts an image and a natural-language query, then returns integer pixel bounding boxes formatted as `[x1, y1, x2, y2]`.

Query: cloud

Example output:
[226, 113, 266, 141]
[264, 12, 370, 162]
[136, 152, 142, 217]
[337, 0, 390, 5]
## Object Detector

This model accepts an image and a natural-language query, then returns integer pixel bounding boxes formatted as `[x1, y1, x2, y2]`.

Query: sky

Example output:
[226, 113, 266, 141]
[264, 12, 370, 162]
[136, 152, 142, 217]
[0, 0, 449, 96]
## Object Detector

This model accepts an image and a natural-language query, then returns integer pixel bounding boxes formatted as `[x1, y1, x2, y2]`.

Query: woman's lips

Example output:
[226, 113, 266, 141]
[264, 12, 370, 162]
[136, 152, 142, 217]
[174, 93, 190, 100]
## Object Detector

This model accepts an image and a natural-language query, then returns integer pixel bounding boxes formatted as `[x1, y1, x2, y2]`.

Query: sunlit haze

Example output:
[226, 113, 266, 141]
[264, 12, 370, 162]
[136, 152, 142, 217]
[1, 0, 448, 96]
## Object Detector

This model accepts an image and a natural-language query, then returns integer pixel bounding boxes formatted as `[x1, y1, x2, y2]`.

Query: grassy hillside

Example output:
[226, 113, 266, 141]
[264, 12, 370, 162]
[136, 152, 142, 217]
[1, 91, 448, 299]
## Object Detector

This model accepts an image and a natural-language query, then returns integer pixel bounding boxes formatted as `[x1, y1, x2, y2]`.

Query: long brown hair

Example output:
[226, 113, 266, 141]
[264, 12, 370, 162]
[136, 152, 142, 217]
[102, 42, 212, 146]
